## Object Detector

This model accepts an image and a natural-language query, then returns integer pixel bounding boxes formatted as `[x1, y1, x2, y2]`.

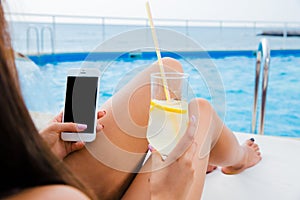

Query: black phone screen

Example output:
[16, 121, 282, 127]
[63, 76, 98, 133]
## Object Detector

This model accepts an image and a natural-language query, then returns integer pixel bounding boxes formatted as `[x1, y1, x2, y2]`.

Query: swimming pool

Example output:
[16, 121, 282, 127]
[16, 51, 300, 138]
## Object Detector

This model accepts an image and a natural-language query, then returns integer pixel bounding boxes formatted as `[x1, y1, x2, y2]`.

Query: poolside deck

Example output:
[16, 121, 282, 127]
[203, 132, 300, 200]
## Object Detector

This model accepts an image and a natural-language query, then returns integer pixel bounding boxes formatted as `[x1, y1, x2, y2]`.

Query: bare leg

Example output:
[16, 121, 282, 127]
[123, 99, 261, 199]
[206, 103, 262, 174]
[122, 99, 211, 199]
[64, 58, 183, 199]
[185, 99, 261, 199]
[65, 57, 261, 199]
[220, 139, 262, 174]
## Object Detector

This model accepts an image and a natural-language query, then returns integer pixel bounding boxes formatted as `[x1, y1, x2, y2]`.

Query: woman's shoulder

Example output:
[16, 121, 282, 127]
[6, 184, 90, 200]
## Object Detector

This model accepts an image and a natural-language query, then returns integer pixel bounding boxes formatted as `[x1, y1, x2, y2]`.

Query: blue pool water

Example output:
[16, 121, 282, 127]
[16, 52, 300, 137]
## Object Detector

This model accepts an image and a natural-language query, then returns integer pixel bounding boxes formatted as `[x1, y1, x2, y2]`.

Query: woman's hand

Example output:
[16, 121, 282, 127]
[39, 111, 106, 160]
[149, 116, 197, 200]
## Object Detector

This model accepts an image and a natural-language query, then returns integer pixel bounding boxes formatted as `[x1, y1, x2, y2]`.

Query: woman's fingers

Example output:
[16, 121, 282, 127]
[96, 123, 104, 132]
[96, 110, 106, 132]
[47, 122, 87, 133]
[167, 115, 197, 162]
[150, 147, 164, 169]
[53, 111, 63, 123]
[183, 141, 197, 163]
[62, 141, 85, 159]
[97, 110, 106, 119]
[71, 141, 85, 152]
[49, 110, 106, 133]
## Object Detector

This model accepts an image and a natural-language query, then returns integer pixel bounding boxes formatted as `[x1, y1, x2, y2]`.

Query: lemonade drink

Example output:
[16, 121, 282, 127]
[147, 72, 189, 159]
[147, 99, 189, 158]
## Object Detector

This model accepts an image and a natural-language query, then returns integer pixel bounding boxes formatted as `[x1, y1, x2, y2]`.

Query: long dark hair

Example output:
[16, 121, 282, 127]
[0, 4, 94, 199]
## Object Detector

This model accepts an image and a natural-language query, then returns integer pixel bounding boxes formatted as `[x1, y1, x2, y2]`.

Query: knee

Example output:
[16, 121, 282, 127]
[161, 57, 184, 73]
[188, 98, 214, 121]
[189, 98, 212, 113]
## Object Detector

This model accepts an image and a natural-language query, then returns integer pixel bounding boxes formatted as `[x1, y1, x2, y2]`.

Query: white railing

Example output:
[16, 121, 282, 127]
[7, 12, 300, 27]
[5, 12, 300, 54]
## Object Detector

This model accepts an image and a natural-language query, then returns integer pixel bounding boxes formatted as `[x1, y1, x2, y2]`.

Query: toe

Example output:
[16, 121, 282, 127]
[257, 152, 261, 156]
[206, 165, 217, 174]
[245, 139, 254, 146]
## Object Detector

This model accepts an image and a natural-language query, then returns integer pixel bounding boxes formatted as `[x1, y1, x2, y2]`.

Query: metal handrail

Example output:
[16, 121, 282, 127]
[7, 12, 300, 55]
[26, 26, 40, 55]
[41, 26, 55, 54]
[251, 38, 271, 135]
[6, 12, 300, 25]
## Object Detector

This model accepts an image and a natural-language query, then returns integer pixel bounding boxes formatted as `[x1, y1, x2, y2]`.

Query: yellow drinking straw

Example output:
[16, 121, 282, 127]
[146, 1, 171, 101]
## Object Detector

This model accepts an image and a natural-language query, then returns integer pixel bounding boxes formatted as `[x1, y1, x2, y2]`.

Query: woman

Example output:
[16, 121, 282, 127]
[0, 3, 261, 199]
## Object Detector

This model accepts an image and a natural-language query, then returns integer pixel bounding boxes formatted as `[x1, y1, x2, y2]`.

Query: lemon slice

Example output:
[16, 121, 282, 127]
[150, 100, 187, 114]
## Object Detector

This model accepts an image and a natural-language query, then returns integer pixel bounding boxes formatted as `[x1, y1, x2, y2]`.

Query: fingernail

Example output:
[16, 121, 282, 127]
[191, 115, 196, 124]
[103, 110, 106, 115]
[77, 124, 87, 131]
[148, 144, 155, 152]
[96, 124, 104, 130]
[77, 141, 85, 146]
[250, 138, 255, 142]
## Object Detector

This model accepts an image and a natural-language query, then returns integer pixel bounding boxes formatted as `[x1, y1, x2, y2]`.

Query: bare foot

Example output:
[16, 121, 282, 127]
[206, 165, 217, 174]
[221, 138, 262, 175]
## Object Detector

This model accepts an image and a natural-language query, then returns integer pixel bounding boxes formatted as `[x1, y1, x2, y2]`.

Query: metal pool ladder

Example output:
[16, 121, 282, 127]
[26, 25, 55, 55]
[251, 38, 271, 135]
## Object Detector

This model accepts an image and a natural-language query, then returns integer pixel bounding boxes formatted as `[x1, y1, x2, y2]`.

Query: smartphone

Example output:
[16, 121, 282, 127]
[61, 68, 100, 142]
